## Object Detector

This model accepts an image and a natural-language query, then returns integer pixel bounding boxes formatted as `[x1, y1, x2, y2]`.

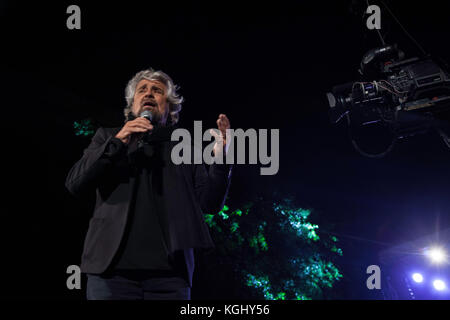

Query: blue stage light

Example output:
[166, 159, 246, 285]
[412, 273, 423, 283]
[426, 247, 446, 264]
[433, 279, 446, 291]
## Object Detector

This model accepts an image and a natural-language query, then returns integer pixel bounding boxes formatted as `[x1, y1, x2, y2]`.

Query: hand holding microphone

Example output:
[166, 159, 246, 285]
[115, 111, 154, 145]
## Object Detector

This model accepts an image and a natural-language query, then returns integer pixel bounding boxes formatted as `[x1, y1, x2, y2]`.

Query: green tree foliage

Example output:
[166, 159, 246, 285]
[73, 119, 95, 137]
[204, 196, 343, 300]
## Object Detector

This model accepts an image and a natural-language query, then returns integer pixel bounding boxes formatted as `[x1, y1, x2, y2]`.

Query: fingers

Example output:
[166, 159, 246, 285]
[130, 127, 151, 133]
[128, 118, 153, 131]
[216, 114, 230, 131]
[134, 117, 153, 128]
[121, 119, 153, 140]
[214, 114, 231, 149]
[116, 118, 153, 144]
[209, 128, 222, 139]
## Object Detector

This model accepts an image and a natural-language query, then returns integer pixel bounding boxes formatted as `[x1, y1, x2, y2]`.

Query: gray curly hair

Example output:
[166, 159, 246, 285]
[124, 68, 184, 124]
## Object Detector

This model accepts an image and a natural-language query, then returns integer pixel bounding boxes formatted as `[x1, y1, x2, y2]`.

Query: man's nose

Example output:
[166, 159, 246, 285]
[144, 91, 154, 99]
[144, 92, 155, 99]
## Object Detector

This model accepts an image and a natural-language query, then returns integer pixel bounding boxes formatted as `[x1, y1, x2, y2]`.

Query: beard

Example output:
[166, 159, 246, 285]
[150, 110, 163, 125]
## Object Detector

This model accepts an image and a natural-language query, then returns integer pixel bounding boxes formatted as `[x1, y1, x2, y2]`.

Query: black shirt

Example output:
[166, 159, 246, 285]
[113, 163, 173, 270]
[104, 128, 177, 272]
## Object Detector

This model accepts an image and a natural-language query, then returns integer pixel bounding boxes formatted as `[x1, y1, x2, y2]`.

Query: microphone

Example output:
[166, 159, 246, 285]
[137, 110, 154, 147]
[139, 110, 153, 122]
[128, 110, 154, 156]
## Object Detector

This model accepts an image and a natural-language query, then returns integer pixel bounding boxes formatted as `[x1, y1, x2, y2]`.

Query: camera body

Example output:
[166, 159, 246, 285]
[327, 45, 450, 154]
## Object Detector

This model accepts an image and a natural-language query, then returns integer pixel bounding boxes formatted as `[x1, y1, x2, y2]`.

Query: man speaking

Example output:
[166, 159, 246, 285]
[65, 68, 232, 300]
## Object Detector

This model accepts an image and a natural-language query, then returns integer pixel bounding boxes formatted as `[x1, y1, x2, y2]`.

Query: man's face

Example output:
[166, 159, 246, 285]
[132, 79, 169, 125]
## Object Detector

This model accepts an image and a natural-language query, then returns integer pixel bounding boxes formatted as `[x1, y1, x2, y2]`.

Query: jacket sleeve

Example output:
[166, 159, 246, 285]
[65, 127, 125, 198]
[194, 162, 233, 215]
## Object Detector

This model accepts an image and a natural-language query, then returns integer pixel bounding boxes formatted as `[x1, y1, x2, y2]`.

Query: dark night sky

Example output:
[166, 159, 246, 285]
[1, 1, 450, 299]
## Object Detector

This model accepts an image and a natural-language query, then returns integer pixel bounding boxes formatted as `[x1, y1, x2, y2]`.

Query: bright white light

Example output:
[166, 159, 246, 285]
[433, 279, 446, 291]
[412, 273, 423, 283]
[427, 247, 446, 264]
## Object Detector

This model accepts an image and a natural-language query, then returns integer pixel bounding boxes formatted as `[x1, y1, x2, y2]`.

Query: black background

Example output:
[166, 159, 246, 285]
[1, 0, 450, 299]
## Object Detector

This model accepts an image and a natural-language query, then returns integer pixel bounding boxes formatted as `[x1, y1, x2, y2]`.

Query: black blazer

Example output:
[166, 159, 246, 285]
[65, 127, 232, 286]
